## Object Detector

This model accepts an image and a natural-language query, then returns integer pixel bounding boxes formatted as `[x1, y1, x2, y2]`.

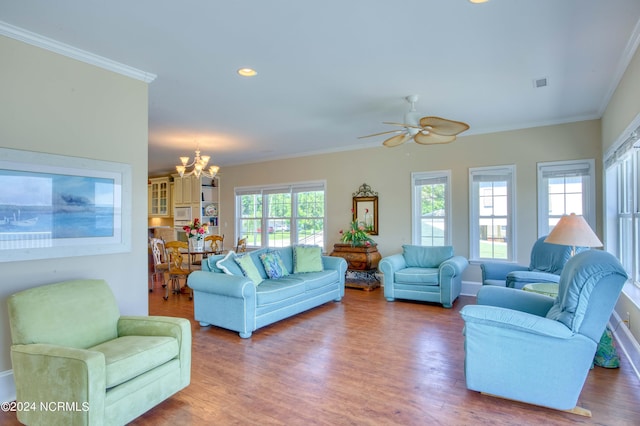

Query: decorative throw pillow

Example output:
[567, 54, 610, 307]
[593, 327, 620, 368]
[293, 245, 323, 273]
[216, 251, 243, 276]
[260, 250, 289, 279]
[234, 254, 264, 285]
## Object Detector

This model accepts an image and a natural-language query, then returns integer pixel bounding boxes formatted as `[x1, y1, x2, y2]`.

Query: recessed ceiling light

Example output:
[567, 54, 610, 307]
[237, 68, 257, 77]
[469, 0, 489, 3]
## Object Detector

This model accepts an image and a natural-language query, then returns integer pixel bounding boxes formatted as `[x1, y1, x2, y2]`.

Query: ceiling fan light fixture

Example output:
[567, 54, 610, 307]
[237, 67, 257, 77]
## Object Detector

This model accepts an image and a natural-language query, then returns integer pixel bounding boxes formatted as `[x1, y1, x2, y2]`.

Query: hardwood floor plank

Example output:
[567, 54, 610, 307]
[2, 281, 640, 425]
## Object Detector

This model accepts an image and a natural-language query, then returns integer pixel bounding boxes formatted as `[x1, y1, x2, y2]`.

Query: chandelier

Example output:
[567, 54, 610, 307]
[175, 145, 220, 179]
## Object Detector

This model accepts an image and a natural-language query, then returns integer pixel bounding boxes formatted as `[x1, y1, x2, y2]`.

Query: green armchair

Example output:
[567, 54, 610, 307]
[7, 279, 191, 426]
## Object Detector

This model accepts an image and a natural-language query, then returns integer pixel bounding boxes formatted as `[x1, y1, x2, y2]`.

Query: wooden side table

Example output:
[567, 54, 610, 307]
[329, 243, 382, 291]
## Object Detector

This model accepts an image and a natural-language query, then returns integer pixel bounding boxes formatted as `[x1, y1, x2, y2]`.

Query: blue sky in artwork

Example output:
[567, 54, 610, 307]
[0, 170, 114, 207]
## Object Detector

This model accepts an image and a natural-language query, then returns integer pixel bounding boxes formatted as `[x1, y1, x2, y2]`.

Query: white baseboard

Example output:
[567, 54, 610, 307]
[610, 311, 640, 380]
[0, 370, 15, 404]
[461, 280, 481, 297]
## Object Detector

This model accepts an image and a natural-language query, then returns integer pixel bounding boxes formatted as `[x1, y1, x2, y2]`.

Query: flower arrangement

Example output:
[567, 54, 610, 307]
[183, 217, 208, 240]
[339, 209, 376, 247]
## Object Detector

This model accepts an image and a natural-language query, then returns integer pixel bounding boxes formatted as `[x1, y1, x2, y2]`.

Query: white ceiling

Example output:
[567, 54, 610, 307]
[2, 0, 640, 176]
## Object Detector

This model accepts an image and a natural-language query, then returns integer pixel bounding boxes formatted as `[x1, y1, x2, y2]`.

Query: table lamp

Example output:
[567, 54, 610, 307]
[544, 213, 603, 256]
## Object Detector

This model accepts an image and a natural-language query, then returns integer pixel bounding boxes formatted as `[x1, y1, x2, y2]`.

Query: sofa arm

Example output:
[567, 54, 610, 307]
[118, 316, 191, 388]
[440, 255, 468, 277]
[506, 270, 560, 289]
[188, 271, 256, 298]
[11, 344, 106, 425]
[322, 255, 348, 275]
[476, 285, 555, 317]
[480, 261, 528, 282]
[379, 254, 407, 277]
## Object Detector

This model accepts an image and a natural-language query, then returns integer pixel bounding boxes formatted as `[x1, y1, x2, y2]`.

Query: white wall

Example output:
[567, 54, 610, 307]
[0, 36, 150, 400]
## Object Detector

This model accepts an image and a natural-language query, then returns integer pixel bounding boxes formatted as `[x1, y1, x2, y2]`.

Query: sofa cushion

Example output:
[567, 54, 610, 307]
[300, 270, 340, 291]
[402, 245, 453, 268]
[293, 245, 324, 273]
[394, 267, 440, 285]
[260, 250, 290, 279]
[89, 335, 179, 388]
[235, 254, 264, 285]
[216, 251, 243, 276]
[255, 276, 306, 306]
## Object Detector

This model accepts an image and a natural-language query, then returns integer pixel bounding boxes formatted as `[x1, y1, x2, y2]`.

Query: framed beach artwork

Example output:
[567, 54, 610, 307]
[0, 147, 132, 262]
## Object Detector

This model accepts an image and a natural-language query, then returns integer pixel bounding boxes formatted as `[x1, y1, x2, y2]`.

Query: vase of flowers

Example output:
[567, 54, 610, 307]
[183, 218, 208, 251]
[338, 209, 376, 247]
[331, 209, 381, 272]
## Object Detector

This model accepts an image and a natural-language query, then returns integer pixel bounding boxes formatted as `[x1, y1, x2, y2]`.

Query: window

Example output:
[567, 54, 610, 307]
[411, 171, 451, 246]
[469, 165, 515, 261]
[537, 160, 595, 237]
[605, 132, 639, 285]
[235, 181, 326, 249]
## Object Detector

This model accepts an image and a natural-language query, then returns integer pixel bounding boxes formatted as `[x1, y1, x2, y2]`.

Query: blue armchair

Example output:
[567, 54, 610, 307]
[480, 236, 578, 289]
[379, 245, 468, 308]
[461, 250, 627, 414]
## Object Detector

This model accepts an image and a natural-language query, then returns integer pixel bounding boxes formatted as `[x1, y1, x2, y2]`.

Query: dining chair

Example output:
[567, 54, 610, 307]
[149, 237, 169, 292]
[236, 237, 247, 253]
[206, 234, 224, 254]
[164, 240, 192, 300]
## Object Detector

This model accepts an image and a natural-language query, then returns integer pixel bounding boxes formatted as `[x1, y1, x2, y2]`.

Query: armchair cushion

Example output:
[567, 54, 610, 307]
[546, 252, 628, 337]
[394, 267, 439, 285]
[89, 335, 179, 388]
[403, 244, 453, 268]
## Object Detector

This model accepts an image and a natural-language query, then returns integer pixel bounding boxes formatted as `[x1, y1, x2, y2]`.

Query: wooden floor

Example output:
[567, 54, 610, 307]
[3, 282, 640, 425]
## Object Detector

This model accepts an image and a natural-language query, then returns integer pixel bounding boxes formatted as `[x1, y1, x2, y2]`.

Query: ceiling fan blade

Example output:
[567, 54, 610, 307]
[358, 129, 402, 139]
[383, 133, 412, 147]
[419, 116, 470, 136]
[383, 122, 423, 130]
[414, 132, 457, 145]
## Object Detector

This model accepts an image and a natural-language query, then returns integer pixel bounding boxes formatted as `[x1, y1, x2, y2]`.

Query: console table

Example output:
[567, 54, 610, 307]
[329, 243, 382, 291]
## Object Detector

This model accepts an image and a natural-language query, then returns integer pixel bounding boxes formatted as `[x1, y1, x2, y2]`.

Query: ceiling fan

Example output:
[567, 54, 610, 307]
[359, 95, 470, 147]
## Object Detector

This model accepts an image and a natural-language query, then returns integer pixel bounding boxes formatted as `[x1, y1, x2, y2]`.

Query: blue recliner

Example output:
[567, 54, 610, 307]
[460, 250, 627, 413]
[380, 245, 468, 308]
[480, 236, 578, 289]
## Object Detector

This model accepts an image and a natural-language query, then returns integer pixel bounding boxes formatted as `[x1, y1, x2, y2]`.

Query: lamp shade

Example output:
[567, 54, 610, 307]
[544, 213, 602, 248]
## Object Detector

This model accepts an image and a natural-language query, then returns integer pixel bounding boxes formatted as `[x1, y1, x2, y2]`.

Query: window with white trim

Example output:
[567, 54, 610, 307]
[469, 165, 515, 261]
[235, 181, 326, 250]
[605, 132, 639, 285]
[411, 171, 451, 246]
[537, 159, 596, 237]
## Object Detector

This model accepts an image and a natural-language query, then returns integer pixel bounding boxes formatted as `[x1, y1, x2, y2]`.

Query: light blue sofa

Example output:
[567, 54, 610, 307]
[480, 236, 580, 289]
[379, 245, 468, 308]
[188, 246, 347, 338]
[461, 250, 627, 412]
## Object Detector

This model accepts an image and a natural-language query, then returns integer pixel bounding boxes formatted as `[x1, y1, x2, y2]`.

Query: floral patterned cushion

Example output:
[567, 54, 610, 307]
[259, 250, 290, 279]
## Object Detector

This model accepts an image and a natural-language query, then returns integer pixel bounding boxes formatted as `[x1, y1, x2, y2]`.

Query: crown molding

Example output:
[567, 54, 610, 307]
[598, 15, 640, 116]
[0, 21, 156, 83]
